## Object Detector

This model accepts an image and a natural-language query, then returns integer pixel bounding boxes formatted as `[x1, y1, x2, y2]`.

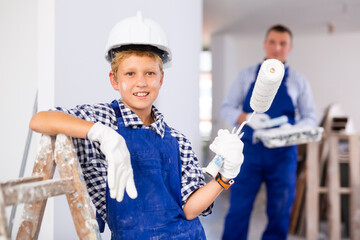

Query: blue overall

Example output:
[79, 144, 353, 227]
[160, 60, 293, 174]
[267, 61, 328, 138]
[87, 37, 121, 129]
[222, 65, 298, 240]
[103, 100, 206, 240]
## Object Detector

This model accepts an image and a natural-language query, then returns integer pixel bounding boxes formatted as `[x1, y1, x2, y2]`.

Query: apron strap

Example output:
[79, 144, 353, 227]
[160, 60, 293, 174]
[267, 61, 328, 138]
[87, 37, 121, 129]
[110, 100, 122, 118]
[96, 212, 105, 233]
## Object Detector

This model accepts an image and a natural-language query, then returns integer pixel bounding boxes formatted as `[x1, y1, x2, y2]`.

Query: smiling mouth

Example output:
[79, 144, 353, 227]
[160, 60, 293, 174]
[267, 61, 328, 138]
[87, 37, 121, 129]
[133, 92, 149, 97]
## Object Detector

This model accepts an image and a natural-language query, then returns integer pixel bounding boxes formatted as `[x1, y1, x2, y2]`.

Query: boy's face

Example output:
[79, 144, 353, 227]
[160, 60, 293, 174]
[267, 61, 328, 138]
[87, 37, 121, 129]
[264, 31, 292, 63]
[110, 55, 164, 117]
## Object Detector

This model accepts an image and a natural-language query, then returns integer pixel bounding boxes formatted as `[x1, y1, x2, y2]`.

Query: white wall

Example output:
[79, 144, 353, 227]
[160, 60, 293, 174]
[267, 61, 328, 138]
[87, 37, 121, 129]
[211, 30, 360, 134]
[0, 0, 38, 237]
[0, 0, 54, 239]
[289, 32, 360, 127]
[0, 0, 38, 183]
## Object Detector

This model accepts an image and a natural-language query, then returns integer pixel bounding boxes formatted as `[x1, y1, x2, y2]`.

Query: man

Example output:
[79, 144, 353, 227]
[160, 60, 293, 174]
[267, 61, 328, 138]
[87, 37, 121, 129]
[220, 25, 317, 240]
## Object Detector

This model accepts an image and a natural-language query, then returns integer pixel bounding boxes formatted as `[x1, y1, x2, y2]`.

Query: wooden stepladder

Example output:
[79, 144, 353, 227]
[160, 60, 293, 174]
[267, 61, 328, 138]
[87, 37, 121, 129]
[306, 133, 360, 240]
[0, 134, 101, 240]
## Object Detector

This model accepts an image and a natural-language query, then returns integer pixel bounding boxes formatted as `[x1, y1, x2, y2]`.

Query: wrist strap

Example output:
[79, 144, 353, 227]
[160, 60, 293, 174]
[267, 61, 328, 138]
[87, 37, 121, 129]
[215, 173, 234, 190]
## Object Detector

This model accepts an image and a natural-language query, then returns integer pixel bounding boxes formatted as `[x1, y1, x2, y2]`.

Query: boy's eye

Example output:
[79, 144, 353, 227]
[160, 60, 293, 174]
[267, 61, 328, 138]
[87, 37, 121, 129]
[126, 72, 135, 76]
[146, 72, 155, 76]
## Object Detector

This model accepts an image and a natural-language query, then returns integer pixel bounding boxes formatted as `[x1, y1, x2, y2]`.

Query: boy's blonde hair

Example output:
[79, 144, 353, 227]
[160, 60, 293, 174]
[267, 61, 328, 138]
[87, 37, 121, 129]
[111, 50, 163, 81]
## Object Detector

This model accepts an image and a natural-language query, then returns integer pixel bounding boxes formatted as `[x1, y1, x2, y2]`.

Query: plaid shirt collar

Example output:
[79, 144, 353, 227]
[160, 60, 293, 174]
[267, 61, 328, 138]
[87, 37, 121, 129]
[117, 99, 166, 138]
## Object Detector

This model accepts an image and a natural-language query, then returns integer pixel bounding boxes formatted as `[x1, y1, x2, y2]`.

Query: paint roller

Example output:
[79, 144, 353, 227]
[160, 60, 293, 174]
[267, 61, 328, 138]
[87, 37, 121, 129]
[203, 59, 285, 178]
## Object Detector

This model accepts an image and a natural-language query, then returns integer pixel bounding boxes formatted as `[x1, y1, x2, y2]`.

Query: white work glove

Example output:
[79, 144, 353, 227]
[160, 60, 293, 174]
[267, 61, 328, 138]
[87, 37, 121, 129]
[87, 122, 137, 202]
[247, 113, 270, 130]
[209, 129, 244, 179]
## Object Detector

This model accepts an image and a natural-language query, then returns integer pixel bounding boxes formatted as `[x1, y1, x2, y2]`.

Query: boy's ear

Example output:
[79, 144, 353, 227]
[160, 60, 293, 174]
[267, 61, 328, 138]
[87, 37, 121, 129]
[160, 71, 164, 87]
[109, 71, 119, 90]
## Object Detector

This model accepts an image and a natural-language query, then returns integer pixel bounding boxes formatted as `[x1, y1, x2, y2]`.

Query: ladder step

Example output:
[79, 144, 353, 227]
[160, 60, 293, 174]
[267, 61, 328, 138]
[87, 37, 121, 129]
[0, 176, 43, 188]
[318, 187, 351, 194]
[339, 155, 349, 162]
[3, 178, 75, 206]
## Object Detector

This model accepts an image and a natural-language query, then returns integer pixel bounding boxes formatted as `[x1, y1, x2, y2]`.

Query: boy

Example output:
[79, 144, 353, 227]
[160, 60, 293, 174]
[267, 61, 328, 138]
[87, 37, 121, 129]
[30, 12, 244, 239]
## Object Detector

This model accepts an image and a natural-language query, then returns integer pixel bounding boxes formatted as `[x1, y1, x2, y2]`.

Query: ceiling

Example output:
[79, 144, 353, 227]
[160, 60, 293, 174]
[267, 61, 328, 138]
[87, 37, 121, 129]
[203, 0, 360, 49]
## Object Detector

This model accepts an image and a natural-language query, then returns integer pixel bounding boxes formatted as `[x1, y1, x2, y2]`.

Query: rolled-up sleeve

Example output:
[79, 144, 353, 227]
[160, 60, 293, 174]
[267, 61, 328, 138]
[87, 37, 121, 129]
[286, 70, 318, 127]
[296, 76, 318, 126]
[220, 67, 255, 126]
[51, 103, 118, 222]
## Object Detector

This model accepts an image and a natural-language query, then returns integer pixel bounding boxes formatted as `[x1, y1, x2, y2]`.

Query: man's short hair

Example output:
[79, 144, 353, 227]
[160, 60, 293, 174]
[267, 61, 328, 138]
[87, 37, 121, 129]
[265, 24, 293, 40]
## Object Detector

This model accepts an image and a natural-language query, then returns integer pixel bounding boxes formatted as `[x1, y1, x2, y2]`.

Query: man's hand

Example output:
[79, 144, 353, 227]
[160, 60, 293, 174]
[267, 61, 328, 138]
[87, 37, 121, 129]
[247, 113, 270, 130]
[209, 129, 244, 179]
[87, 122, 137, 202]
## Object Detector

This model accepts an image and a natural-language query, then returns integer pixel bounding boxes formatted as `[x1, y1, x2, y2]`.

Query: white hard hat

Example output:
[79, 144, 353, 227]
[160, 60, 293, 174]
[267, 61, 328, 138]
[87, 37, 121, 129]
[104, 11, 172, 68]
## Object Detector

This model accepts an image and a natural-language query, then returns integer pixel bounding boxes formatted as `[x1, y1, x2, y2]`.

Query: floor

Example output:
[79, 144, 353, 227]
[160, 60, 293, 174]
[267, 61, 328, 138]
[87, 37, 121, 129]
[200, 183, 305, 240]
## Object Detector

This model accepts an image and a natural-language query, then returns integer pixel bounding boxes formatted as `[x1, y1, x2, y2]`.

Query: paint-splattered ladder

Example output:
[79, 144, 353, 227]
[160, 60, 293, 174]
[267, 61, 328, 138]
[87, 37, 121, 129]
[0, 134, 101, 240]
[306, 134, 360, 240]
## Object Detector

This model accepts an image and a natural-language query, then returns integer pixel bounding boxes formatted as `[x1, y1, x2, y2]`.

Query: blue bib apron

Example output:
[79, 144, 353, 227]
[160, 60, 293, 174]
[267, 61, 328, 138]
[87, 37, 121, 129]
[222, 64, 298, 240]
[104, 100, 206, 240]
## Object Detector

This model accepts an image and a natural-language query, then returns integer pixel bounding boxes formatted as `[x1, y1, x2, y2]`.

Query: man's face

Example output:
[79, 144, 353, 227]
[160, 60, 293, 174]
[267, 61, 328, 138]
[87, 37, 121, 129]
[110, 55, 163, 117]
[264, 31, 292, 63]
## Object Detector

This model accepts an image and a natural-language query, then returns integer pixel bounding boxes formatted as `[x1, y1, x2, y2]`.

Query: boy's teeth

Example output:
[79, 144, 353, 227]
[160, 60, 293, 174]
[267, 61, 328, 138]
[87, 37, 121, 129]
[134, 92, 148, 96]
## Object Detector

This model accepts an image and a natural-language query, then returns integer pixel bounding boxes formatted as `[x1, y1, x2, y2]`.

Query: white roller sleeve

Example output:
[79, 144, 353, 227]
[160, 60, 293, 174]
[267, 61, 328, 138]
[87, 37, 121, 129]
[250, 59, 285, 113]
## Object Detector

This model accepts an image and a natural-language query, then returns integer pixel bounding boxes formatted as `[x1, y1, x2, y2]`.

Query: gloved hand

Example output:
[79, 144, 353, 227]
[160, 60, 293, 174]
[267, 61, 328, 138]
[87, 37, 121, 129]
[209, 129, 244, 179]
[87, 122, 137, 202]
[247, 113, 270, 130]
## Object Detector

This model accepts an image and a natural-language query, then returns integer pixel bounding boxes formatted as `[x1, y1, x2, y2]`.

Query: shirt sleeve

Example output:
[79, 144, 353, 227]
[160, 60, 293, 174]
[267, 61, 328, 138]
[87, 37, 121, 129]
[52, 103, 117, 129]
[294, 73, 318, 126]
[51, 103, 117, 167]
[51, 103, 118, 221]
[170, 129, 213, 216]
[220, 69, 254, 126]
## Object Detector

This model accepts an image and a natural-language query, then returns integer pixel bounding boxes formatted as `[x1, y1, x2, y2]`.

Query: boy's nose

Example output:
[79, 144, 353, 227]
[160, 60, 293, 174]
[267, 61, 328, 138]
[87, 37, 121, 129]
[136, 75, 147, 87]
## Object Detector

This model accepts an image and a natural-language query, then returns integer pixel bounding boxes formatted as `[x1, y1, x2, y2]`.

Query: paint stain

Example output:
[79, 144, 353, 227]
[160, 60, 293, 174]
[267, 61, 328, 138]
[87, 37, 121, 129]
[150, 79, 159, 87]
[121, 82, 127, 91]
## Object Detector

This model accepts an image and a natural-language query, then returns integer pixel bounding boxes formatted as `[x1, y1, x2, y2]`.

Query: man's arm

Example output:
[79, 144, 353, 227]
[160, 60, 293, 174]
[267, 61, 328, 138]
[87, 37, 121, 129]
[30, 111, 94, 138]
[220, 69, 254, 126]
[220, 75, 245, 126]
[236, 112, 248, 125]
[296, 75, 318, 126]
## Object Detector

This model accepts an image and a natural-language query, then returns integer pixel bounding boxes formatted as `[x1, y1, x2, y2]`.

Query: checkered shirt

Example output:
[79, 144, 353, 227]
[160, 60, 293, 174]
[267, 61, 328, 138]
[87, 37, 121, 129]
[54, 99, 212, 221]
